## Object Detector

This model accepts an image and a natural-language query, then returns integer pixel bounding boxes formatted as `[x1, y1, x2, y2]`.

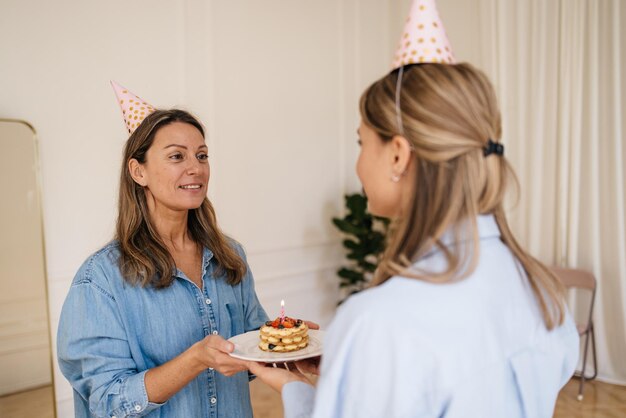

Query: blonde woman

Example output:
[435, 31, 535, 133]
[58, 109, 268, 417]
[249, 63, 579, 417]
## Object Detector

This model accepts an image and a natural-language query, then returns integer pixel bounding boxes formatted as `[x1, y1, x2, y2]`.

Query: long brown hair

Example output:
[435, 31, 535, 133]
[116, 109, 246, 288]
[360, 63, 565, 329]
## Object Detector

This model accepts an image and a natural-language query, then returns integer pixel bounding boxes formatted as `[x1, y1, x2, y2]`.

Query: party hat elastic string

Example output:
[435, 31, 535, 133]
[395, 66, 405, 136]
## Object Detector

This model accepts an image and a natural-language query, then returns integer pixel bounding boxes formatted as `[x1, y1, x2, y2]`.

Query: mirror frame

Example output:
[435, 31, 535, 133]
[0, 118, 56, 418]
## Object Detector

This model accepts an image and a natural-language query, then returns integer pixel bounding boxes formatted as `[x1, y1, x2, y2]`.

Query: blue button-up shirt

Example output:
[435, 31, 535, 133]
[57, 241, 268, 418]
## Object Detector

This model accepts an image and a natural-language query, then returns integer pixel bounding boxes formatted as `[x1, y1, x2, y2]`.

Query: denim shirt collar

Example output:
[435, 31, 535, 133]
[202, 247, 214, 270]
[173, 247, 214, 281]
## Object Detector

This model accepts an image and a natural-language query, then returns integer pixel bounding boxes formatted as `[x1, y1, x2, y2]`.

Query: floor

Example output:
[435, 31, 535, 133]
[0, 378, 623, 417]
[553, 379, 626, 417]
[251, 377, 626, 418]
[0, 385, 55, 418]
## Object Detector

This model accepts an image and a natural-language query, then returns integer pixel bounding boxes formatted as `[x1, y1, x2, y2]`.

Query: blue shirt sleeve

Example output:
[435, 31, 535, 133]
[57, 263, 166, 418]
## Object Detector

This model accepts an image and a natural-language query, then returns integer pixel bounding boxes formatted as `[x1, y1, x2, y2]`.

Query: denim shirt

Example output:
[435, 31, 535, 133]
[57, 241, 269, 418]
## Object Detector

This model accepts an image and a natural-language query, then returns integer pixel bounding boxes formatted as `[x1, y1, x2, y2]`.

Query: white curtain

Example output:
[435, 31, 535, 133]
[478, 0, 626, 384]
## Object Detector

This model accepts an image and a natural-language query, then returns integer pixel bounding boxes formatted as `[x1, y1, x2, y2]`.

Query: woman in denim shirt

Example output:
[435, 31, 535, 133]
[58, 109, 269, 417]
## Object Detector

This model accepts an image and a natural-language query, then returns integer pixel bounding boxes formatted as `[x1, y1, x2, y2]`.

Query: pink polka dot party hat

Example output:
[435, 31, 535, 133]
[110, 81, 156, 134]
[391, 0, 455, 69]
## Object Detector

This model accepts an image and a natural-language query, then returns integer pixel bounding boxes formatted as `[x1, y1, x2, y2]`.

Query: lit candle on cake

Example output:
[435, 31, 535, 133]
[280, 299, 285, 322]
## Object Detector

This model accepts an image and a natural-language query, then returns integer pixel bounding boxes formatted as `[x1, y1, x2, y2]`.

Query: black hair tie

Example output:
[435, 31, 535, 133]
[484, 139, 504, 157]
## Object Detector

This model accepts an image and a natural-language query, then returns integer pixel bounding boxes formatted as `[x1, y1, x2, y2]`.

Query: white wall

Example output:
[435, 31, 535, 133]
[1, 0, 395, 416]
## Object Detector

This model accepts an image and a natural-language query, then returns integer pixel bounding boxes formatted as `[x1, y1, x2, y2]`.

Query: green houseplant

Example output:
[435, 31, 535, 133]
[332, 193, 389, 302]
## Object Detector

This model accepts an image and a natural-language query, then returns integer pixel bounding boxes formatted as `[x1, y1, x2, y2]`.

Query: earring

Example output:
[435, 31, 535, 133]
[391, 174, 401, 183]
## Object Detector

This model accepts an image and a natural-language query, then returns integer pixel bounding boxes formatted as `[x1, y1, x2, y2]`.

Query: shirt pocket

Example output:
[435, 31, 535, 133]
[223, 296, 245, 338]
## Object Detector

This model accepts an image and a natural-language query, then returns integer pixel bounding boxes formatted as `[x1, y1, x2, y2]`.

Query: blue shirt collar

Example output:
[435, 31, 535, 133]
[173, 246, 214, 281]
[202, 247, 214, 270]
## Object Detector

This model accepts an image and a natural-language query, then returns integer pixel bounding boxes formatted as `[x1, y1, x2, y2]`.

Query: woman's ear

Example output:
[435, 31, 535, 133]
[390, 135, 413, 176]
[128, 159, 147, 187]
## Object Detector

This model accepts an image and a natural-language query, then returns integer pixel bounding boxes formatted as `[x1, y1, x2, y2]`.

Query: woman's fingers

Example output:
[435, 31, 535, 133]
[295, 356, 321, 375]
[204, 335, 234, 353]
[195, 335, 247, 375]
[212, 353, 248, 376]
[247, 360, 267, 376]
[247, 361, 311, 392]
[304, 320, 320, 330]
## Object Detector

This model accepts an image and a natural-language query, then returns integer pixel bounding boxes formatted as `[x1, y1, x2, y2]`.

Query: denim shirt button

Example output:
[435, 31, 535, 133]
[212, 330, 218, 335]
[205, 298, 212, 305]
[210, 396, 217, 404]
[134, 405, 142, 412]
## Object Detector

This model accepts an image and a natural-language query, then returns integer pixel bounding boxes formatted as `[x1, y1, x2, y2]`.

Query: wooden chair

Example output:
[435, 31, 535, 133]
[552, 267, 598, 401]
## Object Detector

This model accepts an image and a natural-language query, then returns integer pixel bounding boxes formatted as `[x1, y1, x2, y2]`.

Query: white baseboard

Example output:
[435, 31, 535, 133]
[55, 396, 74, 418]
[595, 374, 626, 386]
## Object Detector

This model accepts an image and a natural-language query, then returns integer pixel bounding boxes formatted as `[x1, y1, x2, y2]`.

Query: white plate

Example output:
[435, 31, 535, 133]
[228, 329, 324, 363]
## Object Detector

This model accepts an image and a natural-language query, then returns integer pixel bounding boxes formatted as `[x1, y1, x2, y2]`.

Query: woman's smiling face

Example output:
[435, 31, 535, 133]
[132, 121, 210, 215]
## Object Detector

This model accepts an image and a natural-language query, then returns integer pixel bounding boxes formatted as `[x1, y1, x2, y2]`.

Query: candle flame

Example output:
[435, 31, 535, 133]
[281, 299, 284, 307]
